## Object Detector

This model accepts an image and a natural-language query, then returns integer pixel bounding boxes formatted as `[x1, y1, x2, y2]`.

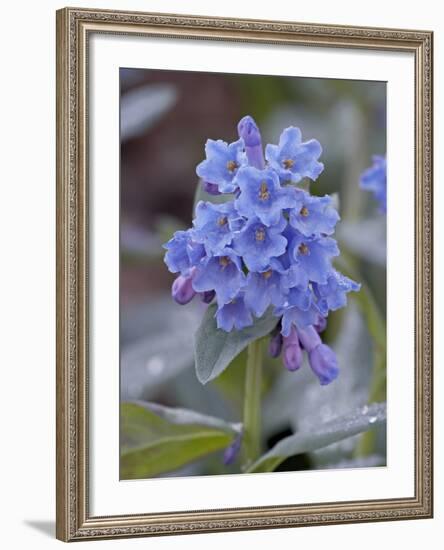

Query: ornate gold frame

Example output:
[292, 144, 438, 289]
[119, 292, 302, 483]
[56, 7, 433, 542]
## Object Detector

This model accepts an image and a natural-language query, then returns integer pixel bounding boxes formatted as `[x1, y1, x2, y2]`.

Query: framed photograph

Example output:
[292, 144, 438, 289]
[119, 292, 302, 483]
[56, 7, 433, 542]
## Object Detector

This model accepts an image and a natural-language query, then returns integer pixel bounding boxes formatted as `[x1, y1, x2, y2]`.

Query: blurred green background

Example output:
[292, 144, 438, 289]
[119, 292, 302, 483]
[119, 67, 386, 479]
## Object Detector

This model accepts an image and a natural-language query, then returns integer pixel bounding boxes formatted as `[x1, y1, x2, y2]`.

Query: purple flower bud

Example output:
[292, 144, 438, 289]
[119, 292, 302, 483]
[282, 327, 303, 372]
[223, 432, 242, 465]
[237, 115, 265, 169]
[314, 315, 327, 333]
[297, 325, 322, 352]
[201, 290, 216, 304]
[308, 343, 339, 385]
[238, 115, 261, 147]
[171, 274, 196, 305]
[268, 332, 283, 358]
[203, 181, 221, 196]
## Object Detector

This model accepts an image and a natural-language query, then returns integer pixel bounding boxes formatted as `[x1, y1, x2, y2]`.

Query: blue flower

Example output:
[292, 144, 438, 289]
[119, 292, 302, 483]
[192, 201, 242, 255]
[289, 191, 339, 237]
[243, 259, 290, 317]
[265, 127, 324, 184]
[192, 249, 246, 305]
[234, 166, 298, 227]
[232, 216, 287, 272]
[163, 229, 205, 276]
[289, 231, 339, 284]
[360, 155, 387, 213]
[283, 262, 310, 291]
[274, 232, 310, 290]
[313, 269, 361, 315]
[216, 293, 253, 332]
[277, 287, 319, 337]
[196, 138, 246, 194]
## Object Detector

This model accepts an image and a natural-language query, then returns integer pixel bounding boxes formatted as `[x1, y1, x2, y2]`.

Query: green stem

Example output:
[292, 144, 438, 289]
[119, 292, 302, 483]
[242, 339, 263, 469]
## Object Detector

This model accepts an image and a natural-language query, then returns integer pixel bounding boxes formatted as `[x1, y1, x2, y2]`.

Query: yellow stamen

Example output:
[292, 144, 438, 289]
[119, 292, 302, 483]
[300, 206, 309, 217]
[262, 269, 273, 279]
[298, 243, 309, 255]
[283, 159, 294, 169]
[217, 216, 228, 226]
[219, 256, 231, 268]
[258, 181, 270, 201]
[226, 160, 238, 172]
[255, 228, 266, 242]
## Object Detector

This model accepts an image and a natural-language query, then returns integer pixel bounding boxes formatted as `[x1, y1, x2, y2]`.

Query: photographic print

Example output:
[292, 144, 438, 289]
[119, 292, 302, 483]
[119, 68, 387, 480]
[57, 8, 433, 540]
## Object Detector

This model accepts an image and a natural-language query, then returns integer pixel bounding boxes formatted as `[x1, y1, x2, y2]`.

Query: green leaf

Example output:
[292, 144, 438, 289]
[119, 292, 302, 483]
[247, 402, 386, 473]
[120, 401, 238, 479]
[194, 304, 279, 385]
[132, 400, 242, 433]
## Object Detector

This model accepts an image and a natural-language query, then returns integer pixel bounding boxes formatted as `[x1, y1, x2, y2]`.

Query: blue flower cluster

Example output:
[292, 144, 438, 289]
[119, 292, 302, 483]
[164, 116, 360, 385]
[360, 155, 387, 213]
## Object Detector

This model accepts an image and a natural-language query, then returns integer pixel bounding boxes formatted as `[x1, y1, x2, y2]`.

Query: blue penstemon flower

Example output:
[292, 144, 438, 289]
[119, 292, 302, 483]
[192, 201, 243, 255]
[163, 115, 360, 386]
[196, 138, 246, 194]
[232, 216, 287, 272]
[313, 269, 361, 315]
[289, 230, 340, 285]
[289, 191, 339, 237]
[234, 166, 298, 226]
[265, 126, 324, 184]
[192, 248, 246, 306]
[216, 292, 253, 332]
[243, 258, 293, 318]
[163, 229, 204, 276]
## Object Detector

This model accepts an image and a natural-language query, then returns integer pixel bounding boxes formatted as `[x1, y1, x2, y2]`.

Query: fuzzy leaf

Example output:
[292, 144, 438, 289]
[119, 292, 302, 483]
[247, 402, 386, 473]
[131, 400, 242, 433]
[120, 401, 238, 479]
[194, 304, 279, 385]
